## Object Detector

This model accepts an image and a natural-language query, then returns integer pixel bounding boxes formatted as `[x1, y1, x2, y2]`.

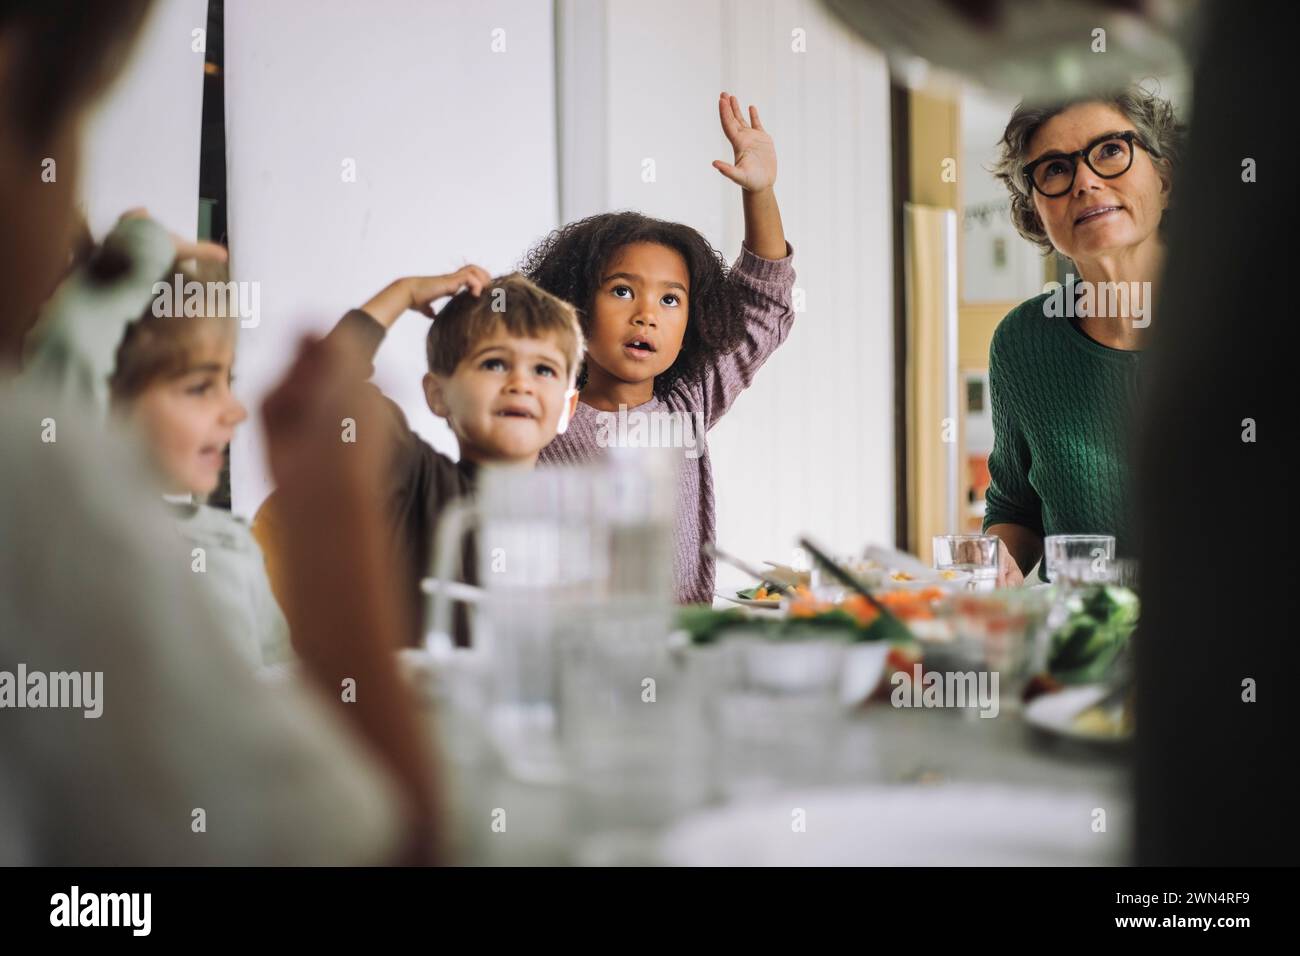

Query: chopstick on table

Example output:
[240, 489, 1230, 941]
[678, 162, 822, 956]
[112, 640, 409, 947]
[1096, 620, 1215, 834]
[703, 542, 800, 596]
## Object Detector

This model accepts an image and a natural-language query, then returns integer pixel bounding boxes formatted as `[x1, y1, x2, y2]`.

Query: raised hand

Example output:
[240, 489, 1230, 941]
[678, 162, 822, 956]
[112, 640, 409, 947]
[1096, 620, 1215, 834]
[361, 264, 492, 329]
[404, 265, 492, 318]
[712, 92, 777, 193]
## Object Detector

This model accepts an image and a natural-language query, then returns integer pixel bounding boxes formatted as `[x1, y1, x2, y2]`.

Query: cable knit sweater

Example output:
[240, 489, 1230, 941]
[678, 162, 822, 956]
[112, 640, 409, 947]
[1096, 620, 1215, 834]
[539, 242, 796, 605]
[982, 292, 1141, 570]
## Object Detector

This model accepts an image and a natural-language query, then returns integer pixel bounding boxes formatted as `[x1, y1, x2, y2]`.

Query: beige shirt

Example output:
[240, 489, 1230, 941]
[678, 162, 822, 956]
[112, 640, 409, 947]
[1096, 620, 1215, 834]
[0, 380, 402, 864]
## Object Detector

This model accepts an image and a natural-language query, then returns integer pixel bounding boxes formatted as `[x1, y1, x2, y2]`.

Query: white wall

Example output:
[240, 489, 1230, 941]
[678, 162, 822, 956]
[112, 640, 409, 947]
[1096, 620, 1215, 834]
[959, 84, 1044, 305]
[223, 0, 558, 517]
[79, 0, 208, 238]
[559, 0, 895, 585]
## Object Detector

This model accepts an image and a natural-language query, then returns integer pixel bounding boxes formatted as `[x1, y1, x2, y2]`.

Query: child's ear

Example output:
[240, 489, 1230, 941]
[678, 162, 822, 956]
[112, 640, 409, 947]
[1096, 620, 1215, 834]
[556, 386, 580, 435]
[423, 372, 450, 418]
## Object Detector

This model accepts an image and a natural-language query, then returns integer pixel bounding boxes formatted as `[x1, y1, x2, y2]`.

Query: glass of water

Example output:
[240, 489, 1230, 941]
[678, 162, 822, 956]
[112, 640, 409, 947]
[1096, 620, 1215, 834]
[932, 534, 1000, 592]
[1043, 534, 1115, 583]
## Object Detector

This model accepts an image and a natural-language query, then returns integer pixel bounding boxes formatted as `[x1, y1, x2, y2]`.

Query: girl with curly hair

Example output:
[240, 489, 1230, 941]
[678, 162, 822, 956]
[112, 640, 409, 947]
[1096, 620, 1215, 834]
[524, 93, 796, 605]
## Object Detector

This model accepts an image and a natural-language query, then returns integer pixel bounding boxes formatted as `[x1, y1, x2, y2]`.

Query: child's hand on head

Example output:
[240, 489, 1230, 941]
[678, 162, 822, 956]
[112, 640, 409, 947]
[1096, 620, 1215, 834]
[404, 265, 492, 318]
[363, 266, 492, 328]
[712, 92, 777, 193]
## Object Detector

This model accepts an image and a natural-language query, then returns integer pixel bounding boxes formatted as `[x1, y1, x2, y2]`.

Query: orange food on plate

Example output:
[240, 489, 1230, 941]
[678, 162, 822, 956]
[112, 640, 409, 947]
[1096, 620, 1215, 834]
[789, 587, 945, 625]
[787, 596, 836, 618]
[876, 587, 945, 619]
[840, 594, 881, 626]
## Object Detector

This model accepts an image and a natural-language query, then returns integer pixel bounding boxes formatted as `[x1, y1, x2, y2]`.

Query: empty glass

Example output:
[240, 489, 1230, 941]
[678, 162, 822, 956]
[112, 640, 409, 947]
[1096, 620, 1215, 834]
[932, 534, 1000, 592]
[1043, 534, 1116, 583]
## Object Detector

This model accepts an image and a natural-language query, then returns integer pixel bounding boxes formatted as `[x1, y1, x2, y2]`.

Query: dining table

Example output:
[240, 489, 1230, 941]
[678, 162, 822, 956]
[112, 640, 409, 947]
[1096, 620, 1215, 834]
[424, 661, 1133, 866]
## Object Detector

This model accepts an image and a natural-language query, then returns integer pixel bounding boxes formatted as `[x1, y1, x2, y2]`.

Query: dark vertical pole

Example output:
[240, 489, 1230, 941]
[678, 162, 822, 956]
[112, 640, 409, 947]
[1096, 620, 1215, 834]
[198, 0, 226, 245]
[890, 82, 911, 550]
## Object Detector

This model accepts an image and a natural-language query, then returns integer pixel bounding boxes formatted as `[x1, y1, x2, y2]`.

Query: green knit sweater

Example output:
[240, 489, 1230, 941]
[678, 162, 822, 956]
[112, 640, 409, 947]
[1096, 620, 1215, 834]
[982, 293, 1141, 570]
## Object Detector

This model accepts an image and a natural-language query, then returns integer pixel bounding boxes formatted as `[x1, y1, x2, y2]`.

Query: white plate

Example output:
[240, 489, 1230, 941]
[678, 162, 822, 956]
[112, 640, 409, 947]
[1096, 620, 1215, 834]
[715, 590, 783, 609]
[1022, 684, 1132, 743]
[657, 784, 1128, 866]
[881, 568, 972, 590]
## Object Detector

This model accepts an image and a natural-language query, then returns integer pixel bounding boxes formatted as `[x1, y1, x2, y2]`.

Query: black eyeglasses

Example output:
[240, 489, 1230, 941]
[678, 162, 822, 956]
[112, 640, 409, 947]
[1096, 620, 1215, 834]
[1022, 130, 1158, 198]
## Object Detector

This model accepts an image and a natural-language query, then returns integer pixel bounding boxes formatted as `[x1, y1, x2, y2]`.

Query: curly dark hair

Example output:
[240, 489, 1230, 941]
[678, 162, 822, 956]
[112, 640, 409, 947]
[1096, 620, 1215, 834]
[520, 211, 745, 399]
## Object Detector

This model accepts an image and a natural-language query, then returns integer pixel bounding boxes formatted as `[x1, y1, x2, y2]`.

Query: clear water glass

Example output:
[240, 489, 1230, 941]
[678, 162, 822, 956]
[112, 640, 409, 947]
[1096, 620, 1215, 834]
[933, 534, 1000, 592]
[1043, 534, 1115, 583]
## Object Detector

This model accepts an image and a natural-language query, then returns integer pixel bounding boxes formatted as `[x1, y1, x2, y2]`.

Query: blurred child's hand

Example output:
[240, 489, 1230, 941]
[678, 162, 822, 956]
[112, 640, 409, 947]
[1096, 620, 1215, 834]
[712, 92, 777, 193]
[362, 265, 492, 327]
[263, 335, 387, 498]
[116, 207, 228, 265]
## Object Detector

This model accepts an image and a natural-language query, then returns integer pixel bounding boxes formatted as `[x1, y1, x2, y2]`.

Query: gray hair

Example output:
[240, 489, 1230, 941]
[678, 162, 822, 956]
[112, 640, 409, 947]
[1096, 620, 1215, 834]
[990, 85, 1186, 254]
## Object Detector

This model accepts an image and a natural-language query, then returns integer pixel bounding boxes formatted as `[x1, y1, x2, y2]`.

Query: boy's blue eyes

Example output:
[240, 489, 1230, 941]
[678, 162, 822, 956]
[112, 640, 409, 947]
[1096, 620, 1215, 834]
[480, 357, 558, 377]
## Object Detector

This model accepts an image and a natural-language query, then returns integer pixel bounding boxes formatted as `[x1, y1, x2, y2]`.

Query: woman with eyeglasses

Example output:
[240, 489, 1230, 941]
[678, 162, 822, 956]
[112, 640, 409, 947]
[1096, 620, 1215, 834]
[981, 87, 1186, 584]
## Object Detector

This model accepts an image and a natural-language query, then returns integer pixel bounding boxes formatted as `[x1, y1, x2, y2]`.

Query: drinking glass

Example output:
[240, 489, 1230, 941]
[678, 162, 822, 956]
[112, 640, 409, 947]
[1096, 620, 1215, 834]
[1043, 534, 1115, 583]
[427, 449, 680, 785]
[932, 534, 1000, 592]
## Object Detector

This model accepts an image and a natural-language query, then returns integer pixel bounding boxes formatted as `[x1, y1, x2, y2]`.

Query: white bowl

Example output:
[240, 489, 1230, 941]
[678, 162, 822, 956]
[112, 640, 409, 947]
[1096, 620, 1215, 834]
[840, 641, 891, 705]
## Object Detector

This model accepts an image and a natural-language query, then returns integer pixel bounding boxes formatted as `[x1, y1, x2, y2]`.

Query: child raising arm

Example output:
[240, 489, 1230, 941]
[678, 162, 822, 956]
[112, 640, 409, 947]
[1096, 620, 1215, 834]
[527, 92, 797, 604]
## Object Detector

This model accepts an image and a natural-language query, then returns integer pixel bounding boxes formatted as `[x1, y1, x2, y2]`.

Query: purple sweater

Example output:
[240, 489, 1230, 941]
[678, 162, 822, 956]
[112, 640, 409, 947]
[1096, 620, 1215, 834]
[539, 242, 796, 605]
